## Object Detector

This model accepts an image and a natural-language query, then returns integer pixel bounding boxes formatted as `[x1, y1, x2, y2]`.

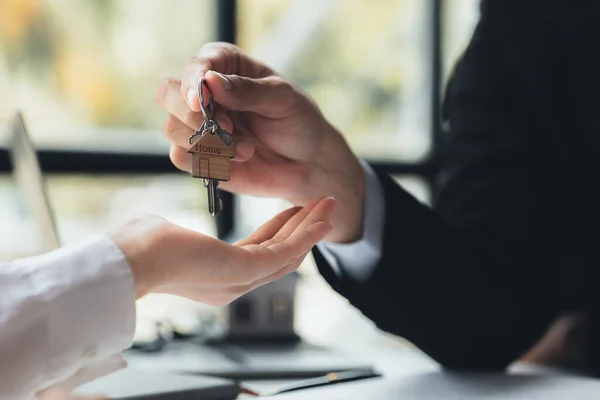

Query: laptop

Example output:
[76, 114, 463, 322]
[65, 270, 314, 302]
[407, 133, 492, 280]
[8, 111, 60, 253]
[8, 111, 240, 399]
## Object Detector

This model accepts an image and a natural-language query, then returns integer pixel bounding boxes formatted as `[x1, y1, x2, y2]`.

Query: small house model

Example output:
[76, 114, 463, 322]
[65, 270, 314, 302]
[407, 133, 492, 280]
[225, 272, 299, 342]
[187, 132, 234, 180]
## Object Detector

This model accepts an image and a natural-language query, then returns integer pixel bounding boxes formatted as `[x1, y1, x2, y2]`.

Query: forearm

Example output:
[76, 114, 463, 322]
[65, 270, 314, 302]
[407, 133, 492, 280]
[289, 123, 365, 243]
[317, 159, 385, 281]
[0, 236, 136, 399]
[315, 169, 557, 370]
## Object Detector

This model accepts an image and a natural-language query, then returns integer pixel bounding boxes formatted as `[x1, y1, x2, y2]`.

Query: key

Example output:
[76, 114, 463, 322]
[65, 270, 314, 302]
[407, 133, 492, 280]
[188, 124, 234, 215]
[206, 178, 221, 216]
[187, 77, 235, 215]
[215, 123, 234, 146]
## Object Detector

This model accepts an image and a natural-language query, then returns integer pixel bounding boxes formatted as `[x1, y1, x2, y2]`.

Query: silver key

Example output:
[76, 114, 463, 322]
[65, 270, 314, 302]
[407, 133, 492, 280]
[188, 77, 234, 216]
[205, 178, 222, 216]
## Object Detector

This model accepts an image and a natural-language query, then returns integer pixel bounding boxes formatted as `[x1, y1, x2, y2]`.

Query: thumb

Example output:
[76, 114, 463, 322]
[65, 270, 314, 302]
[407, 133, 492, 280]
[204, 70, 296, 118]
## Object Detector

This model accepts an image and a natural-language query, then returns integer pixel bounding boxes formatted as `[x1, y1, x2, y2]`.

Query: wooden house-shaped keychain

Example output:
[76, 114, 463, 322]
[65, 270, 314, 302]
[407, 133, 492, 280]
[187, 132, 235, 181]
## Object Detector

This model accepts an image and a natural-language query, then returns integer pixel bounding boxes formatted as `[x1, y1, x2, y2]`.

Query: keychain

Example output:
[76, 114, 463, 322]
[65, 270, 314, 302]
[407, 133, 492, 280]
[187, 77, 234, 215]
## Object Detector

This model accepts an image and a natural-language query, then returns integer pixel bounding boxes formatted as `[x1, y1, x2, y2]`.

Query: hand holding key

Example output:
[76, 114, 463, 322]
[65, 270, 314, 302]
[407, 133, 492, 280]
[155, 42, 366, 243]
[187, 77, 234, 215]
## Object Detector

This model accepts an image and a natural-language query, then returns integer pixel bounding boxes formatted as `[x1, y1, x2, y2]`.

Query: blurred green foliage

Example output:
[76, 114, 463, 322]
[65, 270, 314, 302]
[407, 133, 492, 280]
[1, 0, 421, 147]
[0, 0, 478, 260]
[0, 0, 215, 132]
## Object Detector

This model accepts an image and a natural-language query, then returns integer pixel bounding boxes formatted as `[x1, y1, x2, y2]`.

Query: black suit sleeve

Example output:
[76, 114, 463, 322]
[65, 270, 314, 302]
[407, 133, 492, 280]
[313, 2, 563, 370]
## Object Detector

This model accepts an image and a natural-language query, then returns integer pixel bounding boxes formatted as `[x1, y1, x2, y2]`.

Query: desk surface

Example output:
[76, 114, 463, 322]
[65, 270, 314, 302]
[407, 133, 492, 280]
[241, 270, 592, 398]
[290, 270, 585, 376]
[101, 261, 596, 399]
[259, 372, 600, 399]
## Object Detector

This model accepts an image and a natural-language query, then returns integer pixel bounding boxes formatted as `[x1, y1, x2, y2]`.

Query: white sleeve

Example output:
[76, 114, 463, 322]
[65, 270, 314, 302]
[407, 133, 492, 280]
[0, 235, 136, 400]
[316, 159, 386, 282]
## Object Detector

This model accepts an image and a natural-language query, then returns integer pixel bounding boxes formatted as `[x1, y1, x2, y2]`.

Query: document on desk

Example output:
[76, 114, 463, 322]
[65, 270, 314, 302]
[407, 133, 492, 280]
[266, 372, 600, 399]
[124, 339, 373, 379]
[73, 368, 240, 400]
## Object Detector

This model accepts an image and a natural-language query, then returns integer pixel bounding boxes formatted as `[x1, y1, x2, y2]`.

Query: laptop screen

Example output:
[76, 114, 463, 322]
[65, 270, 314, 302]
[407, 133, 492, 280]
[8, 111, 60, 252]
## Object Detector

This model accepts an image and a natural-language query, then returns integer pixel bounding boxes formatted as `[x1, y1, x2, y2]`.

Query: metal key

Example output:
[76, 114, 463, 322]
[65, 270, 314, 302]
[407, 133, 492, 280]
[205, 178, 222, 215]
[204, 120, 232, 215]
[190, 121, 232, 216]
[187, 77, 234, 216]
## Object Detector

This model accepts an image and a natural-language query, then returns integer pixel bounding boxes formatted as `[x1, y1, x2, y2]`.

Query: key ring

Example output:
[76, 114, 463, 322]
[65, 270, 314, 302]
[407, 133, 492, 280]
[189, 77, 217, 146]
[198, 76, 215, 124]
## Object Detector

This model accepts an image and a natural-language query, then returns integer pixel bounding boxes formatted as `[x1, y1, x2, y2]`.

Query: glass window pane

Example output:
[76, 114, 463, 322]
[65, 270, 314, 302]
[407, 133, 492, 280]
[0, 0, 215, 147]
[392, 174, 431, 206]
[442, 0, 480, 85]
[234, 174, 430, 269]
[233, 195, 291, 241]
[0, 56, 12, 126]
[50, 174, 215, 243]
[0, 173, 213, 261]
[0, 175, 30, 261]
[1, 172, 217, 335]
[238, 0, 432, 162]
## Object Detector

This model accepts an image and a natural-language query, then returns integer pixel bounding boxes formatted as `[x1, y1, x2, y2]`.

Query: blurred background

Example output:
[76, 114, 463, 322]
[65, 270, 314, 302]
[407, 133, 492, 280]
[0, 0, 479, 345]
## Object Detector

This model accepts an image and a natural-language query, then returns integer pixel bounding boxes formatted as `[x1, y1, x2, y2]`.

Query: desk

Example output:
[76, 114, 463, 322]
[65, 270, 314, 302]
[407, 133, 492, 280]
[257, 372, 600, 399]
[290, 268, 585, 377]
[239, 268, 591, 397]
[126, 260, 592, 398]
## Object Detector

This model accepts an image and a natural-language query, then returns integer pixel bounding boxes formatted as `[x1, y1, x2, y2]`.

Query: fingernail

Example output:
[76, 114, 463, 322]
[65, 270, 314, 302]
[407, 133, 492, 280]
[186, 88, 196, 108]
[210, 70, 233, 90]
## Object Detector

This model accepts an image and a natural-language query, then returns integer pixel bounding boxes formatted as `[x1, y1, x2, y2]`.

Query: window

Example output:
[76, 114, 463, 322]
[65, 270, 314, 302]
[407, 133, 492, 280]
[0, 0, 219, 261]
[231, 0, 481, 256]
[48, 174, 217, 239]
[393, 175, 431, 206]
[233, 0, 439, 247]
[238, 0, 432, 162]
[0, 0, 483, 260]
[0, 173, 216, 262]
[0, 0, 215, 144]
[0, 0, 486, 347]
[0, 176, 28, 261]
[442, 0, 480, 86]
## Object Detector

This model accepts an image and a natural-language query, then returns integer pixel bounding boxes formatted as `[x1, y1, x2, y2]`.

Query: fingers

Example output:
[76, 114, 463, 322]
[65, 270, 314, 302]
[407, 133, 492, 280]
[150, 199, 331, 305]
[203, 71, 297, 118]
[156, 78, 234, 138]
[231, 138, 255, 162]
[171, 251, 309, 305]
[261, 197, 336, 265]
[169, 145, 192, 173]
[162, 109, 234, 150]
[163, 114, 195, 148]
[264, 197, 337, 246]
[267, 221, 333, 266]
[156, 78, 205, 131]
[234, 206, 302, 247]
[180, 42, 239, 111]
[249, 251, 308, 290]
[180, 42, 273, 112]
[233, 198, 334, 284]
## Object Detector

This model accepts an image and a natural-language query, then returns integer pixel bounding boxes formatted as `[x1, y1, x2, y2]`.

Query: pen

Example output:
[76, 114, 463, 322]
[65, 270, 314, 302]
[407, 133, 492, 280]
[240, 368, 382, 397]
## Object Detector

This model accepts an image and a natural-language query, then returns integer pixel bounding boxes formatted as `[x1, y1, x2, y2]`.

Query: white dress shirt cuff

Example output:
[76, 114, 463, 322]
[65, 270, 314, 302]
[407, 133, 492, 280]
[14, 235, 136, 389]
[316, 159, 385, 282]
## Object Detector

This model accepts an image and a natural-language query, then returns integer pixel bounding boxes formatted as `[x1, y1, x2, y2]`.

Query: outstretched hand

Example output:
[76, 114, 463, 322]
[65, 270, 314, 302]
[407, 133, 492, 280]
[111, 196, 337, 305]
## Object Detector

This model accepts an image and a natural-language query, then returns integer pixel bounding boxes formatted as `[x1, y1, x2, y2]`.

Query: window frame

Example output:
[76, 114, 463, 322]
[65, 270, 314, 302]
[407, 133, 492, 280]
[0, 0, 444, 240]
